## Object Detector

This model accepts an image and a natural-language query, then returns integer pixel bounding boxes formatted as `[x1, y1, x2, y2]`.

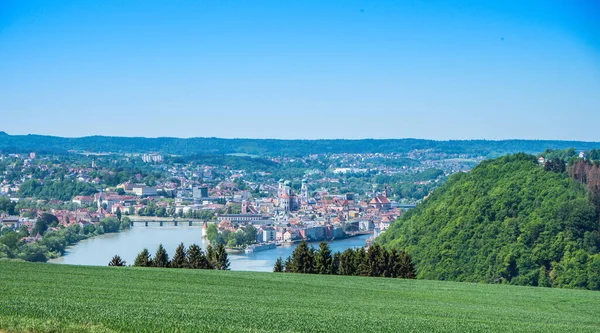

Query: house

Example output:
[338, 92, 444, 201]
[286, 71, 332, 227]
[262, 228, 276, 242]
[132, 185, 157, 196]
[72, 196, 94, 206]
[369, 196, 391, 211]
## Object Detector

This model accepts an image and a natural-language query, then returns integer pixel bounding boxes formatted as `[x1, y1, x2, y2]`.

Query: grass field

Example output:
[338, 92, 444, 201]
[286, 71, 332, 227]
[1, 261, 599, 332]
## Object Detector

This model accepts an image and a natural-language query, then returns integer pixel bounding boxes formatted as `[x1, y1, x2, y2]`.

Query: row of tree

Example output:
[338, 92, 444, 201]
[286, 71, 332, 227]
[110, 243, 230, 270]
[274, 241, 415, 278]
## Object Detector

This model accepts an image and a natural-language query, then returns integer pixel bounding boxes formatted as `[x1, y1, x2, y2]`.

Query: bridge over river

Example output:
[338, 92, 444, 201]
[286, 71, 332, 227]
[128, 218, 213, 227]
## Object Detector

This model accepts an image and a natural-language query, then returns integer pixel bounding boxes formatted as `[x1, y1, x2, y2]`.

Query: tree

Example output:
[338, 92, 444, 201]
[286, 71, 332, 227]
[206, 244, 216, 267]
[133, 248, 152, 267]
[284, 256, 293, 272]
[291, 241, 314, 274]
[244, 225, 257, 244]
[18, 225, 29, 237]
[355, 247, 369, 276]
[153, 244, 169, 268]
[108, 255, 126, 266]
[339, 248, 356, 276]
[170, 243, 187, 268]
[120, 216, 131, 230]
[331, 252, 341, 275]
[367, 244, 386, 277]
[32, 214, 58, 236]
[314, 241, 332, 274]
[273, 257, 284, 272]
[207, 223, 219, 244]
[215, 243, 230, 270]
[538, 266, 550, 287]
[187, 244, 211, 269]
[20, 243, 47, 262]
[116, 208, 122, 222]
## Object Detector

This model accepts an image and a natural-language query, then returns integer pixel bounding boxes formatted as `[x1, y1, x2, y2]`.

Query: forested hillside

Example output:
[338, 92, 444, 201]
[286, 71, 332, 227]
[378, 154, 600, 290]
[1, 131, 600, 156]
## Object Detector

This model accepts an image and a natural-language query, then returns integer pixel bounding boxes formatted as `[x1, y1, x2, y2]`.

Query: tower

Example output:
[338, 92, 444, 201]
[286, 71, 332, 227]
[301, 179, 308, 204]
[241, 200, 247, 214]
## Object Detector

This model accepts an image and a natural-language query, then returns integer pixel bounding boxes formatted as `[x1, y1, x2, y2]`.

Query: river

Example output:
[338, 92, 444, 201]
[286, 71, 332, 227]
[49, 226, 370, 272]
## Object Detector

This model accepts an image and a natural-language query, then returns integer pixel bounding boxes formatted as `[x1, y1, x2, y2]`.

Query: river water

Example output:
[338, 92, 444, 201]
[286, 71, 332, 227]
[49, 226, 370, 272]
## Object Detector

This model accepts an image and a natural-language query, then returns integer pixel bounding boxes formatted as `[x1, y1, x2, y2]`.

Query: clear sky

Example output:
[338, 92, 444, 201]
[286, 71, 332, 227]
[1, 0, 599, 140]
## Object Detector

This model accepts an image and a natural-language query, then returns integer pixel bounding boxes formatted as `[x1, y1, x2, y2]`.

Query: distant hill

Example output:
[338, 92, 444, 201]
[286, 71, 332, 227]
[1, 131, 600, 156]
[378, 153, 600, 290]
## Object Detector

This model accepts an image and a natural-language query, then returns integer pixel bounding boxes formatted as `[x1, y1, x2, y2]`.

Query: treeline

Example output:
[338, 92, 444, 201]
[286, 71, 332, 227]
[3, 131, 600, 155]
[17, 179, 97, 201]
[115, 243, 230, 270]
[273, 241, 415, 279]
[0, 215, 130, 262]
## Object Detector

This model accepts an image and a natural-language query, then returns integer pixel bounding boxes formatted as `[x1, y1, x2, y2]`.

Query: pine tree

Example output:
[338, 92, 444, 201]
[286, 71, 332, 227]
[367, 244, 387, 277]
[215, 243, 230, 270]
[284, 256, 293, 272]
[153, 244, 170, 268]
[314, 241, 332, 274]
[133, 248, 152, 267]
[273, 257, 284, 272]
[355, 247, 369, 276]
[206, 244, 216, 268]
[330, 252, 340, 275]
[170, 243, 187, 268]
[291, 241, 314, 273]
[108, 254, 126, 266]
[339, 248, 356, 276]
[116, 208, 122, 222]
[187, 244, 211, 269]
[397, 251, 415, 279]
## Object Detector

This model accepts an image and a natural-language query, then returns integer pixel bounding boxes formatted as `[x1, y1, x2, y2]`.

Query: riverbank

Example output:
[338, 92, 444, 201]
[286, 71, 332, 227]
[50, 227, 370, 271]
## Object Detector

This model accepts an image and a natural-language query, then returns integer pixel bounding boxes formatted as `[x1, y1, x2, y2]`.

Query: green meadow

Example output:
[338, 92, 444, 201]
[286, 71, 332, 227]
[1, 261, 599, 332]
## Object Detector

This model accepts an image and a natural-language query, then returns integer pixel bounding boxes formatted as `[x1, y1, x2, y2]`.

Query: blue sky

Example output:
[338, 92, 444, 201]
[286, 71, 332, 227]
[1, 0, 599, 140]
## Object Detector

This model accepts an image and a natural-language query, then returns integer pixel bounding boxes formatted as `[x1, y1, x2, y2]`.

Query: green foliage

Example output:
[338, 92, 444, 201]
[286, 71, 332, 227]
[170, 243, 187, 268]
[0, 197, 17, 215]
[215, 244, 230, 270]
[108, 255, 126, 266]
[153, 244, 169, 268]
[281, 241, 414, 279]
[273, 257, 284, 272]
[31, 213, 59, 236]
[186, 244, 212, 269]
[120, 216, 131, 230]
[17, 179, 97, 201]
[133, 248, 152, 267]
[3, 131, 600, 156]
[314, 241, 332, 274]
[4, 261, 600, 332]
[379, 153, 600, 290]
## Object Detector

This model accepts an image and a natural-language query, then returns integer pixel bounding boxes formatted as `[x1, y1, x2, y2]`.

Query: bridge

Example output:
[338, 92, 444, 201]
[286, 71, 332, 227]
[128, 219, 210, 227]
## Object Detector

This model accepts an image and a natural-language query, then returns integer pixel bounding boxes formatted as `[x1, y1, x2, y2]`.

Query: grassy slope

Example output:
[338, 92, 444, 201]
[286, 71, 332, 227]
[1, 262, 599, 333]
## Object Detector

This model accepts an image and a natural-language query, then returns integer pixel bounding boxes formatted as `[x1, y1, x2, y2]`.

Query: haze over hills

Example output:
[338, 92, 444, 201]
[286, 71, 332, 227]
[1, 131, 600, 156]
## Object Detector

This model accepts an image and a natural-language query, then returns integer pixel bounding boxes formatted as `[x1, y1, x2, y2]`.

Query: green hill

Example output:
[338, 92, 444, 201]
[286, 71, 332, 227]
[379, 153, 600, 290]
[1, 261, 600, 332]
[2, 131, 600, 156]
